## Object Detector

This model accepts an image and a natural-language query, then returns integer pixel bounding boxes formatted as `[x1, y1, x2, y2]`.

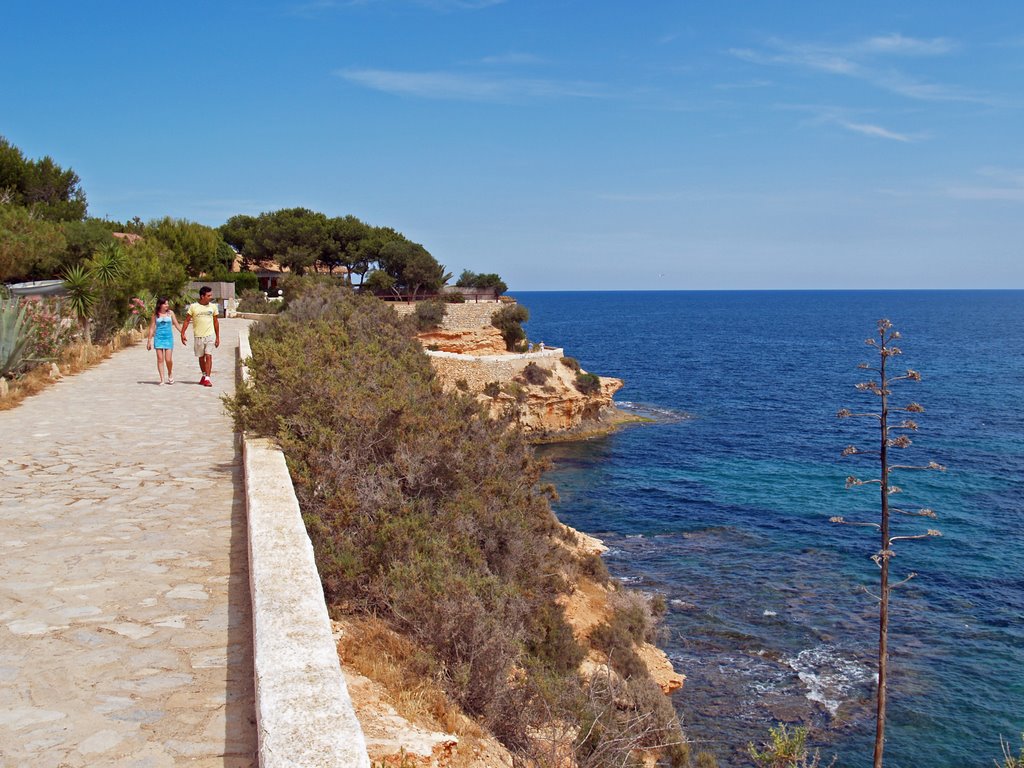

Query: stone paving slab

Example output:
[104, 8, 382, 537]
[0, 320, 256, 767]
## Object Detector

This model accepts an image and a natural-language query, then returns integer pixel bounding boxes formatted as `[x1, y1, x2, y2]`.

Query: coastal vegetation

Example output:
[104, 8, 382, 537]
[833, 320, 945, 768]
[457, 269, 508, 296]
[491, 302, 529, 351]
[229, 280, 689, 765]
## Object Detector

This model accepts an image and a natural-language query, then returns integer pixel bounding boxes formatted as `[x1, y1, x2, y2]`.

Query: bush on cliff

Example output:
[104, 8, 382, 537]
[414, 299, 446, 330]
[230, 284, 579, 742]
[522, 361, 551, 385]
[229, 281, 686, 763]
[491, 302, 528, 351]
[575, 371, 601, 395]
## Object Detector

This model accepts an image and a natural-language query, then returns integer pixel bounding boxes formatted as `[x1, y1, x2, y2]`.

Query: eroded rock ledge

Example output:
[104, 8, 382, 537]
[417, 324, 640, 441]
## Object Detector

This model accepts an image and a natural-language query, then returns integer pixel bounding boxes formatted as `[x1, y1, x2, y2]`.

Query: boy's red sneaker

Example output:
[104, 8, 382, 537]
[201, 375, 212, 387]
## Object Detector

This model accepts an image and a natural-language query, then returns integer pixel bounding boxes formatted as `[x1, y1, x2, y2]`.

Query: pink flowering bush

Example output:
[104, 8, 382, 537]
[19, 298, 76, 362]
[125, 294, 155, 330]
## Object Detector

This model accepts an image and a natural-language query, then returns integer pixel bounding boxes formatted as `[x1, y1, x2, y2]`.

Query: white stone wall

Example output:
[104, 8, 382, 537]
[238, 330, 371, 768]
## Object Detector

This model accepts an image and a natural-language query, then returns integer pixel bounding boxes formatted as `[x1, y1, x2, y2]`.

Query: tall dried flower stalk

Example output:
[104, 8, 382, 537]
[832, 319, 945, 768]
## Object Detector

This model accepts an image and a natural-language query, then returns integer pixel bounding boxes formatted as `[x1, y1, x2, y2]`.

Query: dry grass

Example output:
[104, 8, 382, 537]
[336, 615, 504, 768]
[0, 330, 143, 411]
[339, 615, 467, 735]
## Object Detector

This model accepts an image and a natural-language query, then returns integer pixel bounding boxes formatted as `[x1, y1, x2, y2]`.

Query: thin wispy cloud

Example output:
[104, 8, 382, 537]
[834, 119, 913, 142]
[947, 167, 1024, 202]
[478, 52, 544, 66]
[783, 104, 920, 143]
[853, 33, 957, 56]
[336, 67, 607, 101]
[729, 34, 995, 105]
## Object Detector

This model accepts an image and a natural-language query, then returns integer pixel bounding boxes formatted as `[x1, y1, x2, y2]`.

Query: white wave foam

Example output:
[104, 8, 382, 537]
[763, 609, 777, 616]
[785, 645, 872, 716]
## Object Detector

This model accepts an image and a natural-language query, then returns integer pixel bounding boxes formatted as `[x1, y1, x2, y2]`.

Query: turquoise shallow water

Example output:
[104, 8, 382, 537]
[520, 290, 1024, 768]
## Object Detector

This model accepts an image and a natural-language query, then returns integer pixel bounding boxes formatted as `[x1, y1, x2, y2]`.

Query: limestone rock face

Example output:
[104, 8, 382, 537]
[483, 364, 623, 438]
[417, 327, 507, 355]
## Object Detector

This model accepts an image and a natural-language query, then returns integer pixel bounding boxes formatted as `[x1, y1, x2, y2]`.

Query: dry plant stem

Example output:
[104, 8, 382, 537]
[835, 319, 944, 768]
[875, 324, 890, 768]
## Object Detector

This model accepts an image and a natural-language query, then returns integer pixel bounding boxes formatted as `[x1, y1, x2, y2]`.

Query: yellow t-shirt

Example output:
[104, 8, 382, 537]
[188, 302, 217, 338]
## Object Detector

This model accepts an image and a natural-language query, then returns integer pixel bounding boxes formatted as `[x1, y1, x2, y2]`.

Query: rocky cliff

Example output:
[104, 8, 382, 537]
[417, 327, 639, 440]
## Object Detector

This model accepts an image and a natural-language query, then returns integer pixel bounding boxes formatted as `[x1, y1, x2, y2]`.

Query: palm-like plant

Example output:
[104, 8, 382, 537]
[0, 299, 34, 377]
[62, 263, 96, 339]
[89, 242, 124, 286]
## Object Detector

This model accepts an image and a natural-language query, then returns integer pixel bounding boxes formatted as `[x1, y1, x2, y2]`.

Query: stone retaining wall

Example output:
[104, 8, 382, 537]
[238, 329, 371, 768]
[390, 300, 502, 330]
[426, 348, 565, 390]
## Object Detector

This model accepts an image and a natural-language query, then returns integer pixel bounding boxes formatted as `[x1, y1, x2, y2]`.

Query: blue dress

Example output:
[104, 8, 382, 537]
[154, 315, 174, 350]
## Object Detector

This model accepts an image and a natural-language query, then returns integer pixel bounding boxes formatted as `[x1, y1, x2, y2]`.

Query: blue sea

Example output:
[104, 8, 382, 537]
[518, 291, 1024, 768]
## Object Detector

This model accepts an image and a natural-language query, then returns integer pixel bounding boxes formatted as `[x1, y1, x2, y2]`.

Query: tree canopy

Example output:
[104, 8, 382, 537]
[456, 269, 507, 295]
[0, 136, 87, 222]
[220, 208, 450, 296]
[144, 217, 230, 276]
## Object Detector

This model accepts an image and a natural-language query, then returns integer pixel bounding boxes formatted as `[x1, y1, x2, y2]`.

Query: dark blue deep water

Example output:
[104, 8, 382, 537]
[518, 291, 1024, 768]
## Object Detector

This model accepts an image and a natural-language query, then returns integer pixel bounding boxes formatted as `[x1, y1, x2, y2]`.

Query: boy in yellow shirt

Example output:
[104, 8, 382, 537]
[180, 286, 220, 387]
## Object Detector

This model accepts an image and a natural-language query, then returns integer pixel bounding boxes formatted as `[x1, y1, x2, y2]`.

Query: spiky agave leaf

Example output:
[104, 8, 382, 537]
[0, 299, 35, 377]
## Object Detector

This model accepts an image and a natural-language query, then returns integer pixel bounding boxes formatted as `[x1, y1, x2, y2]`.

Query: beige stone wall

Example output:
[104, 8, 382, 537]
[428, 350, 563, 390]
[390, 300, 503, 330]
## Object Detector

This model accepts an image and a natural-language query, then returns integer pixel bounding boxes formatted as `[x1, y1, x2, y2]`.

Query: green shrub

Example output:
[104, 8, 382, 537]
[225, 270, 259, 292]
[561, 356, 581, 372]
[229, 282, 577, 742]
[455, 378, 469, 392]
[237, 289, 280, 314]
[483, 381, 501, 398]
[443, 291, 465, 303]
[491, 303, 528, 351]
[575, 372, 601, 395]
[579, 552, 610, 583]
[749, 724, 834, 768]
[502, 381, 528, 403]
[415, 299, 446, 331]
[522, 361, 551, 385]
[696, 751, 720, 768]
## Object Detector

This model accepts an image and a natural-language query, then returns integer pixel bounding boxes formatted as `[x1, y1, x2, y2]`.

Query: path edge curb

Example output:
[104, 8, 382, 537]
[238, 327, 371, 768]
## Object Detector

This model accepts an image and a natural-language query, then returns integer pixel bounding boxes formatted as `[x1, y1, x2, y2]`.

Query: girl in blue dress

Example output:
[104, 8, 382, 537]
[146, 298, 183, 385]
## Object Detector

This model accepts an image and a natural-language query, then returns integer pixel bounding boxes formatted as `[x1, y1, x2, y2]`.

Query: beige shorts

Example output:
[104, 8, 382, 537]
[194, 335, 216, 357]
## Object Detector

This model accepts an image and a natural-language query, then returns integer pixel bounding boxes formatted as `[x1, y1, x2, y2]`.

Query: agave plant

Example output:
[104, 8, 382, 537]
[0, 299, 34, 377]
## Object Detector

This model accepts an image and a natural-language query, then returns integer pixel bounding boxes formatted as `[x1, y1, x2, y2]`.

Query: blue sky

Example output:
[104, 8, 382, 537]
[4, 1, 1023, 289]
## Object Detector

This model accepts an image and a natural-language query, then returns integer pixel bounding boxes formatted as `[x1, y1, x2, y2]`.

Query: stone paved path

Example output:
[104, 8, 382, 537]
[0, 320, 256, 767]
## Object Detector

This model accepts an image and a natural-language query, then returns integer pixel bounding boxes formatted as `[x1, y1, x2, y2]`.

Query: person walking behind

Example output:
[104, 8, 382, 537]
[146, 297, 183, 385]
[180, 287, 220, 387]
